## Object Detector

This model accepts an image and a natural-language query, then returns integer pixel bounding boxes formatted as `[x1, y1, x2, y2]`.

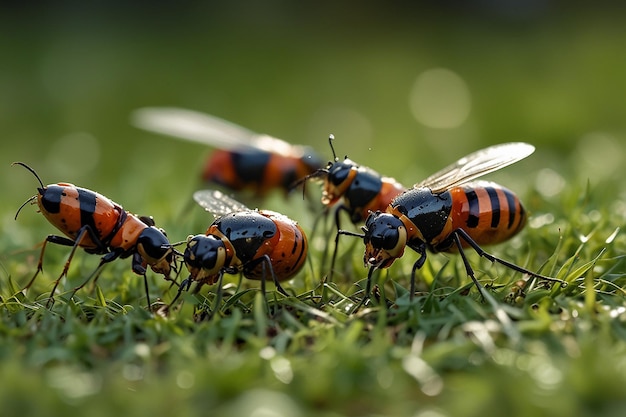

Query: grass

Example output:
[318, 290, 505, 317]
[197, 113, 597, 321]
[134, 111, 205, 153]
[2, 4, 626, 417]
[1, 164, 626, 417]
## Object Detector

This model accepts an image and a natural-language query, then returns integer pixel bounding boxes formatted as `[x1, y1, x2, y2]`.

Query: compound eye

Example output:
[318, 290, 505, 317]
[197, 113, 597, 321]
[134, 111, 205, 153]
[373, 227, 400, 250]
[137, 227, 171, 261]
[363, 213, 404, 250]
[184, 235, 223, 271]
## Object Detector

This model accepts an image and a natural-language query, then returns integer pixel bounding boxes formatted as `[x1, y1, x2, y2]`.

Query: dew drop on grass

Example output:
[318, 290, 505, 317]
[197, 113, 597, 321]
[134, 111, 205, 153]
[259, 346, 276, 360]
[223, 389, 302, 417]
[270, 357, 293, 384]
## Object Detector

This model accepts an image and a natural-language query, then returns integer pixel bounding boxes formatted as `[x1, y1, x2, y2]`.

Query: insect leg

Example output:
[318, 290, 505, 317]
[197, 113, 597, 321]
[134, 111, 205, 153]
[138, 215, 156, 227]
[329, 205, 351, 282]
[68, 253, 118, 296]
[408, 244, 428, 300]
[87, 249, 123, 286]
[351, 265, 377, 313]
[67, 231, 118, 299]
[45, 225, 107, 307]
[451, 232, 488, 300]
[260, 254, 289, 296]
[154, 249, 184, 297]
[452, 228, 567, 292]
[22, 235, 76, 291]
[167, 249, 185, 284]
[142, 272, 151, 311]
[129, 250, 154, 309]
[166, 275, 195, 310]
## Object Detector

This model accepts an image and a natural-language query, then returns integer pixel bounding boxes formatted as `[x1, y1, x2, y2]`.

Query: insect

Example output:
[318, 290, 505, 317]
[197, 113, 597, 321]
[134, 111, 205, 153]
[13, 162, 180, 308]
[295, 135, 406, 279]
[169, 189, 308, 311]
[339, 142, 567, 305]
[297, 135, 406, 225]
[131, 107, 324, 196]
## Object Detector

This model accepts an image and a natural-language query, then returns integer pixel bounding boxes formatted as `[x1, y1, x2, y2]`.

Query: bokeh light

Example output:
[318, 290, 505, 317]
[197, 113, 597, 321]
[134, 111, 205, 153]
[409, 68, 472, 129]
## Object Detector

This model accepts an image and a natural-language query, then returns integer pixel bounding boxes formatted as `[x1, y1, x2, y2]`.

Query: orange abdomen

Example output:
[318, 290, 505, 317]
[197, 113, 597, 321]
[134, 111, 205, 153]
[206, 210, 308, 282]
[203, 149, 316, 196]
[244, 211, 308, 281]
[38, 183, 124, 250]
[448, 181, 526, 247]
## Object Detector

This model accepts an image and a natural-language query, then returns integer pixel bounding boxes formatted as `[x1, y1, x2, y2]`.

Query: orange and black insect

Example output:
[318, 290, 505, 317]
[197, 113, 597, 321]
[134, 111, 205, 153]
[298, 134, 405, 224]
[340, 143, 566, 305]
[295, 135, 405, 279]
[131, 107, 324, 197]
[13, 162, 180, 308]
[169, 189, 308, 310]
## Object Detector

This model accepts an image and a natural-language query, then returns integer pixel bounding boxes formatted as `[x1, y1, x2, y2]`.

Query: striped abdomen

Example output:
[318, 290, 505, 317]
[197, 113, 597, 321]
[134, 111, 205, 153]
[203, 149, 321, 196]
[207, 210, 308, 282]
[37, 183, 125, 251]
[243, 210, 308, 282]
[390, 181, 526, 253]
[447, 181, 526, 248]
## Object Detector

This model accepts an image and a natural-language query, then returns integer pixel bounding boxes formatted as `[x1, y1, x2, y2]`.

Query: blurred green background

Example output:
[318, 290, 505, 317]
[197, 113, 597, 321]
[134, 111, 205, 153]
[2, 2, 626, 416]
[2, 1, 626, 224]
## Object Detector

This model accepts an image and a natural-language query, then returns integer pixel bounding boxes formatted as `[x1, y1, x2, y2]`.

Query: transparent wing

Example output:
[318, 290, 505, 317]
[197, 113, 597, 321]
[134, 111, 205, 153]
[416, 142, 535, 192]
[193, 189, 249, 218]
[131, 107, 300, 156]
